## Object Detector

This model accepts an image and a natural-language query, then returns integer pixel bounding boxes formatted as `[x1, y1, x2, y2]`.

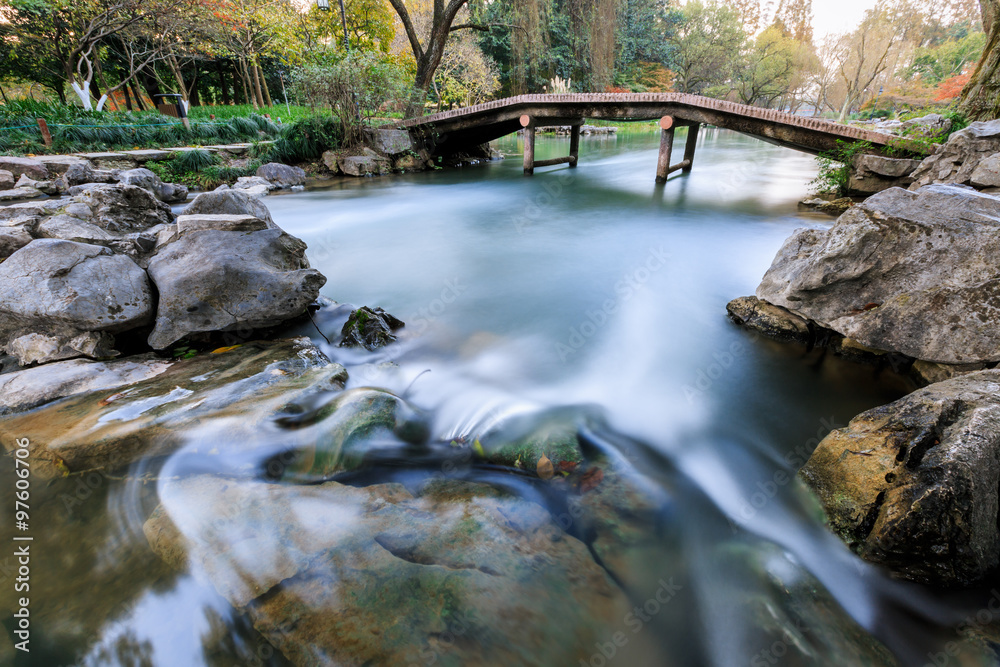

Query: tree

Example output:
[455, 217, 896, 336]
[831, 0, 912, 122]
[666, 0, 746, 94]
[959, 0, 1000, 119]
[732, 25, 808, 107]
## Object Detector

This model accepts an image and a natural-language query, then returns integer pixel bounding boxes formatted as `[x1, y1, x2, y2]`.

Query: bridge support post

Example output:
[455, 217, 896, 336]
[683, 123, 700, 173]
[655, 116, 675, 184]
[521, 115, 535, 175]
[569, 122, 581, 168]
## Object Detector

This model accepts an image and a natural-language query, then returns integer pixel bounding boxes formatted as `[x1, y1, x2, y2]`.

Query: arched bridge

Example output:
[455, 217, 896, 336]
[394, 93, 933, 182]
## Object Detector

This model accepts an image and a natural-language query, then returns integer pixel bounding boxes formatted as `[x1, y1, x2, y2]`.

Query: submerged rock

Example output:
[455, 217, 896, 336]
[756, 185, 1000, 364]
[0, 240, 153, 365]
[0, 338, 346, 477]
[800, 370, 1000, 586]
[146, 226, 325, 349]
[143, 475, 632, 666]
[339, 306, 404, 351]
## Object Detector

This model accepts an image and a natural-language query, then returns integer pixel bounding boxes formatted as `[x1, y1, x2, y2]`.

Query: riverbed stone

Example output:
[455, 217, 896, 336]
[146, 228, 325, 349]
[36, 215, 116, 244]
[800, 370, 1000, 586]
[72, 183, 173, 232]
[0, 338, 347, 477]
[321, 150, 341, 174]
[143, 474, 632, 666]
[256, 162, 305, 187]
[0, 239, 153, 365]
[0, 156, 49, 180]
[756, 185, 1000, 364]
[0, 354, 173, 416]
[0, 169, 13, 189]
[232, 176, 274, 197]
[339, 306, 404, 351]
[182, 189, 276, 227]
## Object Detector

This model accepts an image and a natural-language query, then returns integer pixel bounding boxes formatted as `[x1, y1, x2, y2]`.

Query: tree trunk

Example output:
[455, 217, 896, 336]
[960, 0, 1000, 120]
[216, 60, 232, 105]
[123, 82, 134, 111]
[258, 65, 272, 107]
[131, 82, 146, 110]
[250, 59, 265, 108]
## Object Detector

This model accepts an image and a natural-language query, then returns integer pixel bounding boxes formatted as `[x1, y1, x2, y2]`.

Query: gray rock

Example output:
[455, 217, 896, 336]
[798, 197, 853, 216]
[970, 153, 1000, 188]
[0, 169, 13, 189]
[231, 176, 271, 198]
[901, 113, 952, 139]
[338, 155, 391, 177]
[174, 214, 269, 236]
[0, 240, 154, 365]
[117, 167, 188, 203]
[36, 215, 117, 244]
[73, 184, 173, 232]
[255, 162, 305, 187]
[146, 229, 326, 349]
[182, 189, 276, 228]
[367, 128, 414, 157]
[756, 185, 1000, 364]
[15, 173, 64, 196]
[34, 155, 89, 175]
[0, 354, 172, 416]
[726, 296, 812, 345]
[0, 156, 48, 180]
[849, 154, 923, 195]
[910, 119, 1000, 189]
[392, 154, 426, 172]
[0, 226, 33, 259]
[321, 150, 341, 174]
[801, 370, 1000, 586]
[0, 338, 346, 477]
[7, 331, 116, 366]
[0, 186, 44, 201]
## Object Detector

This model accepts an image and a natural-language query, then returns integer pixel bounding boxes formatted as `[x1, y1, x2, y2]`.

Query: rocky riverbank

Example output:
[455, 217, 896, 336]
[728, 118, 1000, 588]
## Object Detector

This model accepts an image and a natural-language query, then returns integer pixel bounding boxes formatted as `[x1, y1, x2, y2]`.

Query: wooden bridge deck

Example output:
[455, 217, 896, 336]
[395, 93, 931, 160]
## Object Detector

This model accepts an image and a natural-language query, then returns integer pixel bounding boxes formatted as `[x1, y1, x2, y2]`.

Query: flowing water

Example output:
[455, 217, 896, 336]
[2, 128, 998, 667]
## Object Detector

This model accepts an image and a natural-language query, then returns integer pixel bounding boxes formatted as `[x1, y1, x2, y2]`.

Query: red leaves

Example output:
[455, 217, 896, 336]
[579, 467, 604, 493]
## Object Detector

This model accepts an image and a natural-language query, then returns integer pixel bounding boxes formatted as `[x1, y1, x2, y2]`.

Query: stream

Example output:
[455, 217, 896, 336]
[2, 128, 998, 666]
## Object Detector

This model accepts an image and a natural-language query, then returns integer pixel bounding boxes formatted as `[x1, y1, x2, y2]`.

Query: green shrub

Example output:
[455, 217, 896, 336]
[811, 140, 873, 196]
[173, 148, 217, 173]
[268, 115, 343, 163]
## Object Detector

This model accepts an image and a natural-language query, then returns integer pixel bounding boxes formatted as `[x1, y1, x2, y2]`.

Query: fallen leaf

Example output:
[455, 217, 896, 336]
[557, 460, 579, 472]
[537, 455, 554, 480]
[472, 439, 485, 457]
[579, 467, 604, 493]
[211, 344, 242, 354]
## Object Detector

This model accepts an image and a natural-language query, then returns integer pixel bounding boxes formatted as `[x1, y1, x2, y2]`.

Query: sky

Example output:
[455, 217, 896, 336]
[811, 0, 879, 40]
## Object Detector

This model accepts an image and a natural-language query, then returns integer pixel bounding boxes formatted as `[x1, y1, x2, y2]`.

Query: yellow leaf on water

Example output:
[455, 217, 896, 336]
[537, 455, 554, 480]
[211, 345, 242, 354]
[472, 439, 485, 457]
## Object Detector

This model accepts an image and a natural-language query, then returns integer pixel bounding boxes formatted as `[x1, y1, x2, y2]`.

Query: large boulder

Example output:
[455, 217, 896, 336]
[970, 153, 1000, 189]
[910, 119, 1000, 190]
[0, 239, 154, 365]
[72, 183, 173, 232]
[182, 189, 276, 227]
[367, 128, 414, 157]
[146, 226, 325, 349]
[143, 475, 632, 666]
[0, 338, 346, 477]
[255, 162, 305, 187]
[756, 185, 1000, 364]
[0, 156, 49, 180]
[800, 370, 1000, 586]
